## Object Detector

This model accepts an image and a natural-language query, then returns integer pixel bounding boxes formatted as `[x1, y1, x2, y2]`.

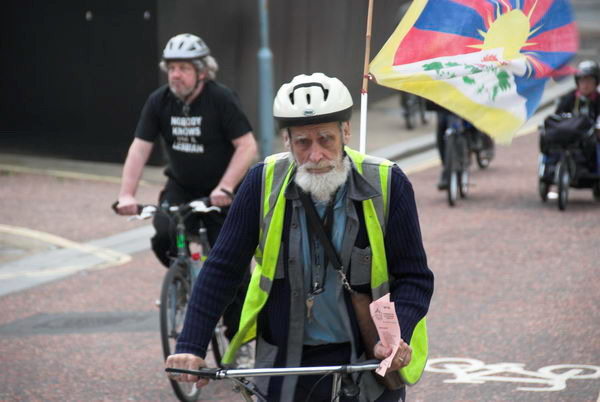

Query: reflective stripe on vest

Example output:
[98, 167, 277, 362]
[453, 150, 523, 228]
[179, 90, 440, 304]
[345, 147, 429, 384]
[222, 153, 294, 364]
[223, 148, 428, 385]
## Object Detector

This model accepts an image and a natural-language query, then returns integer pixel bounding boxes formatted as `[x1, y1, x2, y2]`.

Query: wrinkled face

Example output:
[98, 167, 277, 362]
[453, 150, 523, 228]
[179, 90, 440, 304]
[287, 121, 352, 202]
[287, 121, 350, 170]
[167, 61, 204, 99]
[577, 75, 598, 97]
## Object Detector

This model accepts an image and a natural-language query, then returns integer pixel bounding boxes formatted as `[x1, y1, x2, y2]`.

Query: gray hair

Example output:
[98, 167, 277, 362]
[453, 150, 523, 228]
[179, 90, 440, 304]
[159, 55, 219, 80]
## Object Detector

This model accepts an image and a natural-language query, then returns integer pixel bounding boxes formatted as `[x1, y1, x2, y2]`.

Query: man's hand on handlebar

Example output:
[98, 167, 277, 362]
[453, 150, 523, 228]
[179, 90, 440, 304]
[113, 195, 139, 215]
[210, 187, 234, 207]
[373, 339, 412, 373]
[165, 353, 209, 388]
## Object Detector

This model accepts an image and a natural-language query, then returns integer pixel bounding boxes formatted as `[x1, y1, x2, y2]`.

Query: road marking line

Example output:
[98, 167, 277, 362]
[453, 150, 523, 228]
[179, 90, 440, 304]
[0, 262, 121, 280]
[404, 156, 440, 174]
[0, 224, 131, 278]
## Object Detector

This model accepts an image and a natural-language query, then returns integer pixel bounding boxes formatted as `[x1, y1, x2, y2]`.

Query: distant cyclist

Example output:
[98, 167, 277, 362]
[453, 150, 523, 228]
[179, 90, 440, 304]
[115, 33, 257, 342]
[427, 101, 494, 189]
[548, 60, 600, 173]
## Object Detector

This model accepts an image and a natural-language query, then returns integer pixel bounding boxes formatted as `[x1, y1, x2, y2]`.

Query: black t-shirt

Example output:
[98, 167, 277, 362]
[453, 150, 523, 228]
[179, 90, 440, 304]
[134, 81, 253, 195]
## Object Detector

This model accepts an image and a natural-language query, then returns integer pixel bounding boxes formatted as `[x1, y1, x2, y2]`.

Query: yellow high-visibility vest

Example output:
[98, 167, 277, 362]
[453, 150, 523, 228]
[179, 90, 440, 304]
[223, 147, 428, 385]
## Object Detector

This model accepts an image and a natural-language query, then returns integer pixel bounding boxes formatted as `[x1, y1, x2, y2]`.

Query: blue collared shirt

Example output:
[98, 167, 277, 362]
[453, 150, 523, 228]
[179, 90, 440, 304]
[299, 184, 351, 345]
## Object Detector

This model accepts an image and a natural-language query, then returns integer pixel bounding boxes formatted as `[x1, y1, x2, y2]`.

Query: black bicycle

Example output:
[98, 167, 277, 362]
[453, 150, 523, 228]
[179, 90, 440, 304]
[166, 360, 382, 402]
[116, 199, 229, 402]
[443, 114, 495, 206]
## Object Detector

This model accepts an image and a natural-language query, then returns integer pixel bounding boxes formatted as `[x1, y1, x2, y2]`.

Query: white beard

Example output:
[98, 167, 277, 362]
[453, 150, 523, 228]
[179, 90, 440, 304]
[293, 155, 351, 203]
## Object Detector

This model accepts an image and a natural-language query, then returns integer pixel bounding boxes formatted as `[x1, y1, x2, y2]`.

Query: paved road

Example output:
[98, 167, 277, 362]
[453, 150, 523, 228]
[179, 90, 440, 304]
[1, 126, 599, 401]
[405, 132, 600, 402]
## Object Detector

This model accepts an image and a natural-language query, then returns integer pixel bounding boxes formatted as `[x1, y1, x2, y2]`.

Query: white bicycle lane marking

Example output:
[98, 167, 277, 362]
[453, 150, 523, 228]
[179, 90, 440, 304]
[426, 358, 600, 392]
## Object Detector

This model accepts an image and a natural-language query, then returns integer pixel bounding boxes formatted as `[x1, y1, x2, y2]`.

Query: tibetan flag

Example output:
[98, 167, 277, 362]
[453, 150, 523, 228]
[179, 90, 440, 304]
[370, 0, 579, 142]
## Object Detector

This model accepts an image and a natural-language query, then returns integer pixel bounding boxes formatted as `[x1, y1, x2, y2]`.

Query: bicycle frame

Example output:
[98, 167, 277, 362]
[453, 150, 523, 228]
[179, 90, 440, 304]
[123, 199, 223, 402]
[169, 205, 209, 282]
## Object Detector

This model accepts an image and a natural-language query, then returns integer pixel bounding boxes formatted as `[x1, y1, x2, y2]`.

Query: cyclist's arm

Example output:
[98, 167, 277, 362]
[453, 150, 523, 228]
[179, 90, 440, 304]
[385, 166, 434, 344]
[116, 138, 154, 215]
[210, 131, 258, 207]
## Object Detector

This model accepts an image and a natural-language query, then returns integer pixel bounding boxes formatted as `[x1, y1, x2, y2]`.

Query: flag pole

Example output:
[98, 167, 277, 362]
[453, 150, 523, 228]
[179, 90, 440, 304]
[359, 0, 374, 154]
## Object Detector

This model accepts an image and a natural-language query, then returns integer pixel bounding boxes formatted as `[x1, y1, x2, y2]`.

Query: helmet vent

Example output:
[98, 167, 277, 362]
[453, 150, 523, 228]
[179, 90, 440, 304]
[306, 94, 311, 104]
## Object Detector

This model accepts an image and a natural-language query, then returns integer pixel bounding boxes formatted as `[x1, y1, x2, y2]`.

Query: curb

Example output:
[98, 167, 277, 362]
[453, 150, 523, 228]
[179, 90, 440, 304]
[372, 79, 576, 162]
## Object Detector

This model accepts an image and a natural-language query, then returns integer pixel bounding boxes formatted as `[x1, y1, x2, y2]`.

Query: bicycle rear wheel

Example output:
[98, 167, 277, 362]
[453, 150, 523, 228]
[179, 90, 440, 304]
[557, 160, 570, 211]
[539, 179, 550, 202]
[475, 133, 494, 169]
[445, 135, 458, 206]
[160, 263, 200, 402]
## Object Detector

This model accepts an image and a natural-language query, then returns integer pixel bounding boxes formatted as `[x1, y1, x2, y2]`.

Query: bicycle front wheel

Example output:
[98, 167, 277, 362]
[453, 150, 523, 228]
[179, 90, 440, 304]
[160, 263, 200, 402]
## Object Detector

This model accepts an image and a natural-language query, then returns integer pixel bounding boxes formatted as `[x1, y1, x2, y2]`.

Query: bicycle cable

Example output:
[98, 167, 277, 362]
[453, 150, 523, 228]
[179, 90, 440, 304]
[303, 371, 334, 402]
[227, 376, 267, 402]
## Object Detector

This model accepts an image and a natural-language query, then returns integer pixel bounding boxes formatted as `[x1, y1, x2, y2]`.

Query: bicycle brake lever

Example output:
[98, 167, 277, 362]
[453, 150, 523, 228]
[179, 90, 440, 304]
[127, 205, 157, 221]
[189, 200, 222, 214]
[340, 373, 360, 398]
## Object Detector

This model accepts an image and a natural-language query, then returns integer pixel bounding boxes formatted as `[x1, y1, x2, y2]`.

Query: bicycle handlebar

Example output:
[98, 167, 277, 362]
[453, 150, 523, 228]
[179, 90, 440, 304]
[112, 198, 221, 220]
[165, 360, 381, 380]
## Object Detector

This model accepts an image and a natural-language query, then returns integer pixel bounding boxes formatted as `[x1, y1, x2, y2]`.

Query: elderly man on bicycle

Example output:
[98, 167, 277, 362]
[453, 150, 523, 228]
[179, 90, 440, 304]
[167, 73, 434, 401]
[114, 33, 257, 343]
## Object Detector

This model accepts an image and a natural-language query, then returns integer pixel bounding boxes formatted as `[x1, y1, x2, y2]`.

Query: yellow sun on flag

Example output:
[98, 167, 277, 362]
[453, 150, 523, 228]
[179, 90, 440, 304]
[468, 2, 542, 62]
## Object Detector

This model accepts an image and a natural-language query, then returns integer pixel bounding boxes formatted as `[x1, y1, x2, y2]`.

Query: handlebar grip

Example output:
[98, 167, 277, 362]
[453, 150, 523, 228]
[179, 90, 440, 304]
[165, 367, 220, 379]
[111, 201, 144, 215]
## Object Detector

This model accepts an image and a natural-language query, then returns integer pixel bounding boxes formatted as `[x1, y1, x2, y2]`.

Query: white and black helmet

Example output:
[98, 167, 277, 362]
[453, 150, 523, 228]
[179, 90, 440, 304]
[273, 73, 353, 129]
[575, 60, 600, 85]
[163, 33, 210, 61]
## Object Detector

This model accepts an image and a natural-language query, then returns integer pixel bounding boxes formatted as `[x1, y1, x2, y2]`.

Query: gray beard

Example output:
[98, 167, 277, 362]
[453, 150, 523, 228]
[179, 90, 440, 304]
[293, 156, 351, 203]
[169, 84, 194, 101]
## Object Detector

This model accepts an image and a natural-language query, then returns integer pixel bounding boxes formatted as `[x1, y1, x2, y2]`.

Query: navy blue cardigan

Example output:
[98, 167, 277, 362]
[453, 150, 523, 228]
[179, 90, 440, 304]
[176, 162, 434, 359]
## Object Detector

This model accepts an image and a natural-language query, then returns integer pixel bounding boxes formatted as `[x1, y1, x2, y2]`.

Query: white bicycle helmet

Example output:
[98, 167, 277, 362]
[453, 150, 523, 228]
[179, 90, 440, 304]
[163, 33, 210, 60]
[273, 73, 353, 129]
